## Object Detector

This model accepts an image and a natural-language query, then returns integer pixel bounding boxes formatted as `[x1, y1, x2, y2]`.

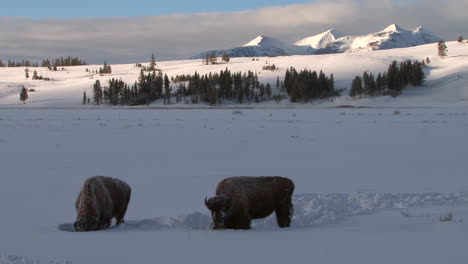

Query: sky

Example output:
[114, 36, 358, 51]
[0, 0, 467, 63]
[1, 0, 311, 18]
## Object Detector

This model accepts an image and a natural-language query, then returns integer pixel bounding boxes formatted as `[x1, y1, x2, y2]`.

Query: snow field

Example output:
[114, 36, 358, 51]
[0, 107, 468, 263]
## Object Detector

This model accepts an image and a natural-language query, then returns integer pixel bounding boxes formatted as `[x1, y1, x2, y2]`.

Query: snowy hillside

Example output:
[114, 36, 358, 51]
[1, 41, 467, 108]
[294, 29, 340, 49]
[317, 24, 441, 54]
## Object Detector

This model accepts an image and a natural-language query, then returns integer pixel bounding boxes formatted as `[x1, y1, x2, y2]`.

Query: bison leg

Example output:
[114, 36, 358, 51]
[116, 203, 129, 225]
[117, 189, 131, 226]
[275, 199, 293, 228]
[99, 216, 112, 230]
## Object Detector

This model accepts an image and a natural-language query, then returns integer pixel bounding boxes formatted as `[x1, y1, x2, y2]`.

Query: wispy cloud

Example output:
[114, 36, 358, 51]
[0, 0, 466, 63]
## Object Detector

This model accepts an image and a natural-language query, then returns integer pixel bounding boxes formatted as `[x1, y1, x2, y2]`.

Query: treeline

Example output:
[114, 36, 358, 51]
[91, 70, 169, 106]
[174, 69, 272, 104]
[89, 68, 277, 106]
[88, 66, 341, 106]
[0, 59, 39, 67]
[41, 56, 87, 69]
[0, 56, 87, 68]
[203, 52, 231, 65]
[284, 68, 340, 102]
[349, 60, 425, 98]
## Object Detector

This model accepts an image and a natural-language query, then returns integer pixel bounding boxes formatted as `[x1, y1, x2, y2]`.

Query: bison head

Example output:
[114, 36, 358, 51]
[74, 216, 100, 232]
[205, 195, 232, 229]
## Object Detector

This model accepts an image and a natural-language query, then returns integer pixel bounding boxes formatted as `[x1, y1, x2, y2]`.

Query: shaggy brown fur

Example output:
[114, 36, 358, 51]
[205, 176, 294, 230]
[74, 176, 131, 232]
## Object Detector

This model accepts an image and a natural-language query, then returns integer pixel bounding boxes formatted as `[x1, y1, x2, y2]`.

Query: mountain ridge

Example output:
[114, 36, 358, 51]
[192, 24, 441, 59]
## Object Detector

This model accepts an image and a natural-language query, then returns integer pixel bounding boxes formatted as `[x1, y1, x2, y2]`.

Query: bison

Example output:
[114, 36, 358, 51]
[74, 176, 131, 232]
[205, 176, 295, 230]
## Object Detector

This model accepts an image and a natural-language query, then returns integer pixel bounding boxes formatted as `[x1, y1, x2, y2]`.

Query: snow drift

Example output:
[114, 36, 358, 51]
[74, 192, 468, 232]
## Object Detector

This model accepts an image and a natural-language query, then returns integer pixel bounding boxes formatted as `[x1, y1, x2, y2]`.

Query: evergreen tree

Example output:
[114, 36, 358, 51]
[19, 86, 28, 103]
[457, 35, 463, 44]
[204, 53, 210, 65]
[349, 76, 363, 98]
[222, 53, 230, 63]
[99, 61, 112, 74]
[209, 51, 217, 65]
[32, 70, 38, 80]
[25, 68, 29, 79]
[266, 83, 272, 99]
[426, 57, 430, 64]
[438, 41, 448, 59]
[387, 61, 402, 94]
[164, 74, 171, 104]
[93, 80, 103, 105]
[376, 73, 385, 96]
[82, 91, 87, 104]
[150, 54, 156, 71]
[0, 59, 4, 67]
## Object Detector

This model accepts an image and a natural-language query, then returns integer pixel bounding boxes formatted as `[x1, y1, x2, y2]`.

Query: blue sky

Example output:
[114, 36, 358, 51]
[0, 0, 465, 63]
[2, 0, 311, 18]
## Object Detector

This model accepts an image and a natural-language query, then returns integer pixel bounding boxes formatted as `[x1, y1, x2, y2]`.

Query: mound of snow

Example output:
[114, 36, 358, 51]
[108, 192, 468, 231]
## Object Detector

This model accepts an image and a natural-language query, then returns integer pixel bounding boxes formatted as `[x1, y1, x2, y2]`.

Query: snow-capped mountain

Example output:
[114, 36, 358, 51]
[294, 29, 340, 49]
[192, 24, 441, 58]
[191, 35, 311, 59]
[316, 24, 441, 54]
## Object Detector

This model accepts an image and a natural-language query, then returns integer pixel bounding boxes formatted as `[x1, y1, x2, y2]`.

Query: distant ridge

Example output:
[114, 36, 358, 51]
[192, 24, 441, 59]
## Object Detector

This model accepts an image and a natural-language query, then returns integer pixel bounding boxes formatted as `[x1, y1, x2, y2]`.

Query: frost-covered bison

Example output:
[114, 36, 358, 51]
[205, 176, 295, 230]
[74, 176, 131, 232]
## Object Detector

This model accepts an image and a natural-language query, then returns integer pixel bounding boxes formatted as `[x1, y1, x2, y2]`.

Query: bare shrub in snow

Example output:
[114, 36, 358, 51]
[440, 213, 453, 222]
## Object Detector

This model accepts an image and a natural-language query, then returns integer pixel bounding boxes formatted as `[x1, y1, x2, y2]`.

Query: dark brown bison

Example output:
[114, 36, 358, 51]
[74, 176, 131, 232]
[205, 176, 295, 230]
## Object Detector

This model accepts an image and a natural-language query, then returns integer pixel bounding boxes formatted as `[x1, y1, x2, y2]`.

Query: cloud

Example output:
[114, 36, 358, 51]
[0, 0, 466, 64]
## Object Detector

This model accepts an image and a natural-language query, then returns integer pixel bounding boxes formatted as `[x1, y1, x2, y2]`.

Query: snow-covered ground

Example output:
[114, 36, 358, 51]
[1, 41, 467, 109]
[1, 41, 468, 263]
[0, 107, 468, 263]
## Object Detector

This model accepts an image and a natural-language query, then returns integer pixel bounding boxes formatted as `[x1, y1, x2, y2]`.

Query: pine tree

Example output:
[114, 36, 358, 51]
[25, 68, 29, 79]
[349, 76, 363, 99]
[387, 60, 402, 94]
[164, 74, 171, 104]
[19, 86, 28, 103]
[32, 70, 38, 80]
[150, 54, 156, 71]
[205, 53, 210, 65]
[82, 91, 87, 104]
[426, 57, 430, 64]
[93, 80, 103, 105]
[100, 61, 112, 74]
[438, 41, 448, 59]
[222, 53, 230, 63]
[209, 51, 217, 65]
[457, 36, 463, 44]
